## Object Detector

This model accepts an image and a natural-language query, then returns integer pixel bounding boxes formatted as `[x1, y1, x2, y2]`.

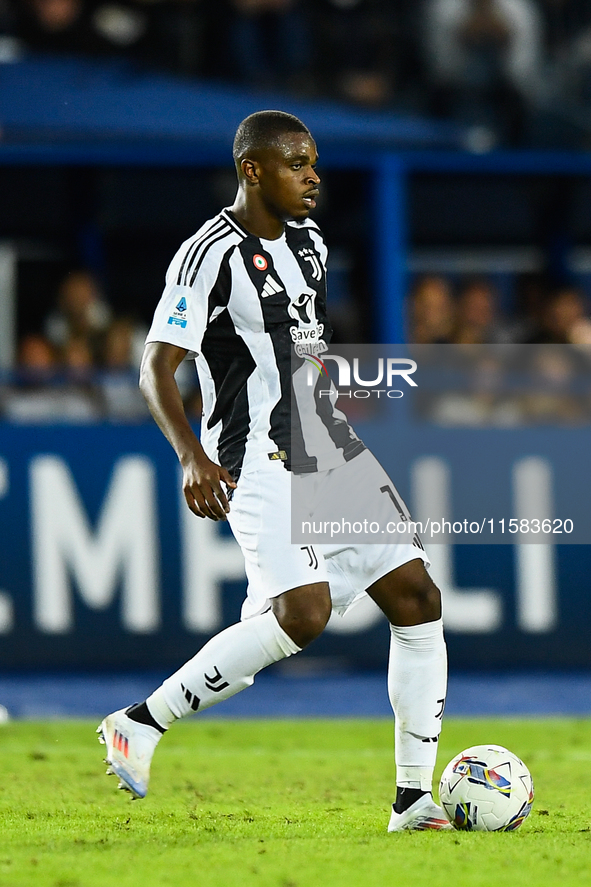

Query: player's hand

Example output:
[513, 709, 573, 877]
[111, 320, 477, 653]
[181, 455, 237, 521]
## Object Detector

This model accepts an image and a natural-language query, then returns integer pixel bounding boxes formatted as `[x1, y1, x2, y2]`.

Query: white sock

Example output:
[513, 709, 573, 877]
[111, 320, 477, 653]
[146, 611, 300, 727]
[388, 618, 448, 792]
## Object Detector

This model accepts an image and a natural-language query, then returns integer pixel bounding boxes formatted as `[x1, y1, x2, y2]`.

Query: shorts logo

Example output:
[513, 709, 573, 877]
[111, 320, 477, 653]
[300, 545, 318, 569]
[253, 254, 268, 271]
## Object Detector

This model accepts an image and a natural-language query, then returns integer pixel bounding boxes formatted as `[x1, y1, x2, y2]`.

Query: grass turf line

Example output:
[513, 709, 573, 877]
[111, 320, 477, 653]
[0, 717, 589, 887]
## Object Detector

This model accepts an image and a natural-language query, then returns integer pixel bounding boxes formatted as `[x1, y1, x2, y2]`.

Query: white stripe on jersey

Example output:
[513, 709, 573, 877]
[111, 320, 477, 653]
[175, 217, 228, 286]
[185, 222, 233, 288]
[306, 227, 328, 271]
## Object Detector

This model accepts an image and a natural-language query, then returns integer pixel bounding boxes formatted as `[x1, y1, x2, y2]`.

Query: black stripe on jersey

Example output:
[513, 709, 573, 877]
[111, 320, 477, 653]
[313, 379, 366, 462]
[284, 223, 332, 342]
[188, 225, 237, 287]
[236, 236, 317, 472]
[186, 223, 234, 288]
[176, 217, 227, 286]
[221, 208, 251, 238]
[200, 247, 255, 480]
[215, 360, 253, 481]
[285, 223, 327, 293]
[284, 224, 336, 472]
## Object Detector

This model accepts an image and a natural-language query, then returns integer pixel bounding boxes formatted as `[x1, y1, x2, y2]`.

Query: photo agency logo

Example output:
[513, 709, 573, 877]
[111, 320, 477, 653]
[303, 353, 418, 399]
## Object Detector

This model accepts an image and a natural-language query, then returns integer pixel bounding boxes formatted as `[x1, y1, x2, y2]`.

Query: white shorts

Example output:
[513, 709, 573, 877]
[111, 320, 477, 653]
[227, 450, 429, 620]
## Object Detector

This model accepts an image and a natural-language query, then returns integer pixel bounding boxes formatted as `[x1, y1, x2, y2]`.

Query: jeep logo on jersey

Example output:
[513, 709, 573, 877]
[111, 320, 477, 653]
[253, 254, 268, 271]
[288, 292, 316, 326]
[298, 247, 323, 281]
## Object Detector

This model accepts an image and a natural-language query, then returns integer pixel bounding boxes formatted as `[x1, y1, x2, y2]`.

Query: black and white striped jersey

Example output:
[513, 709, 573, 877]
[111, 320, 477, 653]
[146, 207, 364, 479]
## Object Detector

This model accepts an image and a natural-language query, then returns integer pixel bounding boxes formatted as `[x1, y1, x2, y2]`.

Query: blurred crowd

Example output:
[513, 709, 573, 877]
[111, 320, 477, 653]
[4, 265, 591, 425]
[0, 268, 199, 423]
[408, 272, 591, 425]
[3, 1, 591, 146]
[409, 273, 591, 346]
[4, 1, 591, 423]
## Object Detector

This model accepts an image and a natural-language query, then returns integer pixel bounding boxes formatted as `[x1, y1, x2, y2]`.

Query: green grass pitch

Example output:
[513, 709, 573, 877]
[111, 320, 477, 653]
[0, 717, 590, 887]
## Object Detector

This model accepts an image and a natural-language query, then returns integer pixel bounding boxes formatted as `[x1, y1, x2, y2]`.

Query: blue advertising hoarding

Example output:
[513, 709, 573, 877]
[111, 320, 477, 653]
[0, 420, 590, 671]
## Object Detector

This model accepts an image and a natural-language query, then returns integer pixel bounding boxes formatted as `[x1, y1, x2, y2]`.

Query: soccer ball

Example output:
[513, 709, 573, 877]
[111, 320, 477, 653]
[439, 744, 534, 831]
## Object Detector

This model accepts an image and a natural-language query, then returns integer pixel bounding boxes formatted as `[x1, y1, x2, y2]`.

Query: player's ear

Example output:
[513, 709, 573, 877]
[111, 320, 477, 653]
[240, 158, 259, 185]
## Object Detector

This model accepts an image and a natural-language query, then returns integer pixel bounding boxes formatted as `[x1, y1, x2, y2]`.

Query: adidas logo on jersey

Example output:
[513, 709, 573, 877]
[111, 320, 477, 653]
[261, 275, 284, 298]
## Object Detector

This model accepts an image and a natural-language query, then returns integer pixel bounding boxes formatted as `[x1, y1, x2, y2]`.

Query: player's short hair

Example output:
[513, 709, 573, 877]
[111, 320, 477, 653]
[233, 111, 311, 165]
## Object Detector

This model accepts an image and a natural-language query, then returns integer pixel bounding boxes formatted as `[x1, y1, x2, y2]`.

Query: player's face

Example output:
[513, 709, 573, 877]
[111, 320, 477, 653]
[255, 134, 320, 222]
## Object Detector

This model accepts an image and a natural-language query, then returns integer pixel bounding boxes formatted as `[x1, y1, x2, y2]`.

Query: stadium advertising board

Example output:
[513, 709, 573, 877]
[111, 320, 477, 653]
[1, 400, 590, 670]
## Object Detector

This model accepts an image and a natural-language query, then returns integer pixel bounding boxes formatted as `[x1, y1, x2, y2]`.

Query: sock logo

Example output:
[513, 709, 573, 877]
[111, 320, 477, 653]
[419, 698, 446, 741]
[180, 682, 201, 711]
[204, 666, 230, 693]
[300, 545, 318, 569]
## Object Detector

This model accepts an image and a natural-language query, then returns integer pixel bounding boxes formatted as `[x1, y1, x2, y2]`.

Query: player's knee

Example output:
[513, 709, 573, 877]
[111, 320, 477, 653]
[272, 590, 331, 648]
[286, 606, 331, 648]
[404, 572, 441, 622]
[370, 561, 442, 625]
[304, 601, 332, 644]
[295, 609, 331, 647]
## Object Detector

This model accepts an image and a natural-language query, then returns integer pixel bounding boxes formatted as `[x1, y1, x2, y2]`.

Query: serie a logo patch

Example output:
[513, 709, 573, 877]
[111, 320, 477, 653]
[253, 254, 268, 271]
[168, 294, 188, 328]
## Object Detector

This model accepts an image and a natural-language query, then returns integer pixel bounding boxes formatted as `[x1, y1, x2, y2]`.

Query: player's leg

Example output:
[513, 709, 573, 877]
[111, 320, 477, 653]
[98, 582, 330, 799]
[147, 580, 330, 722]
[271, 581, 332, 647]
[98, 457, 331, 798]
[316, 450, 449, 829]
[366, 558, 451, 831]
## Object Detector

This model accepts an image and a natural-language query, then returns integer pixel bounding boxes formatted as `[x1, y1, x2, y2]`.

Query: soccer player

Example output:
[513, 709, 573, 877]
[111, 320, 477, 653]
[98, 110, 451, 832]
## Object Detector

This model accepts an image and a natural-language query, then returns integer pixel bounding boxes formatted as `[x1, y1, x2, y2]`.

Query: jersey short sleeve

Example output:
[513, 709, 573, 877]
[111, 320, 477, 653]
[145, 271, 208, 357]
[145, 216, 241, 356]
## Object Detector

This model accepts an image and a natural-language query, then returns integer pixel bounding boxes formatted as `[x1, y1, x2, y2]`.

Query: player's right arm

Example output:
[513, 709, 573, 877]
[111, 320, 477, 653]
[140, 341, 236, 521]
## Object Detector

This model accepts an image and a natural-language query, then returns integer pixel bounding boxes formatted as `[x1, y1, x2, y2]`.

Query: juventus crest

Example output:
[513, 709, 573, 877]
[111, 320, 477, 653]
[298, 247, 323, 281]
